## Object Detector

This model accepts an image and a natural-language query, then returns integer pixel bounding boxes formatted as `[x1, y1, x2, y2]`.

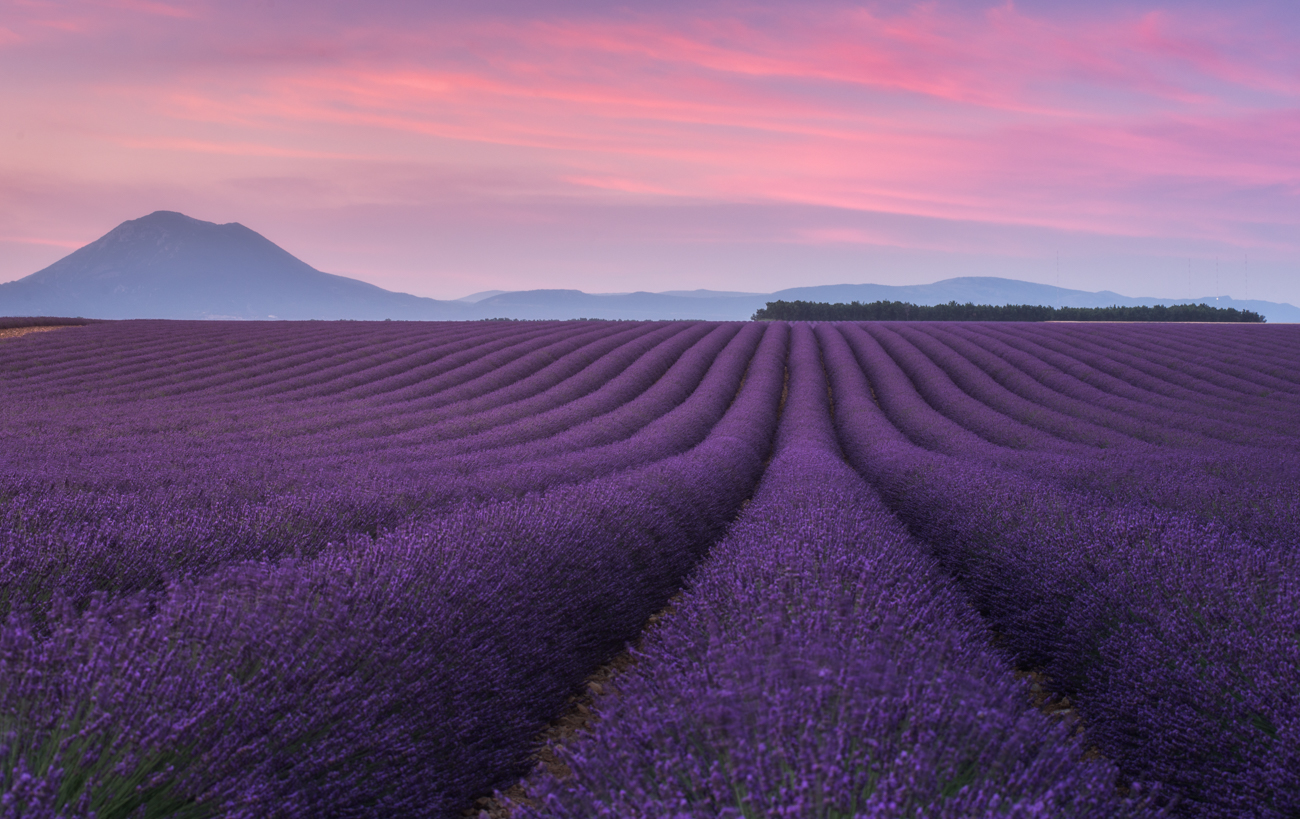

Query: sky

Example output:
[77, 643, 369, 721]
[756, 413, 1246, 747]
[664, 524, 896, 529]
[1, 0, 1298, 303]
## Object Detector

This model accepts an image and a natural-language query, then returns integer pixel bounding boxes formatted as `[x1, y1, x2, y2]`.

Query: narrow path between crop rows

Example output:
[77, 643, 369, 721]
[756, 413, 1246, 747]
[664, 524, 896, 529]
[0, 325, 72, 340]
[462, 352, 796, 818]
[462, 596, 683, 819]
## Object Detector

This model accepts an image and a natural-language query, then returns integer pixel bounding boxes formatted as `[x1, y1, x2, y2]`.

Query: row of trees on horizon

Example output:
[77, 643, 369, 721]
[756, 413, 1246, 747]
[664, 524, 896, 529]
[752, 300, 1268, 323]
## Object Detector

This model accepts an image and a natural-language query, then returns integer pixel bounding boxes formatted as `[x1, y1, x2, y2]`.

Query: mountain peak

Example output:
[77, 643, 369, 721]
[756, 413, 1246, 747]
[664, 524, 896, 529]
[139, 209, 211, 223]
[106, 210, 246, 240]
[0, 211, 453, 320]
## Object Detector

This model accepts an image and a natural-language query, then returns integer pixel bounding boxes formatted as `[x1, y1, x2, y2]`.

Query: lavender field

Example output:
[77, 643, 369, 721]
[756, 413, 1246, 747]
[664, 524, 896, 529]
[2, 319, 1297, 819]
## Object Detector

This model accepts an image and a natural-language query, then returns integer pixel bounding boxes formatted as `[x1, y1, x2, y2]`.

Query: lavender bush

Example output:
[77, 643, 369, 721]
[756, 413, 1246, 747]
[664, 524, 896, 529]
[1, 317, 1297, 817]
[822, 322, 1300, 817]
[2, 321, 787, 816]
[519, 325, 1156, 818]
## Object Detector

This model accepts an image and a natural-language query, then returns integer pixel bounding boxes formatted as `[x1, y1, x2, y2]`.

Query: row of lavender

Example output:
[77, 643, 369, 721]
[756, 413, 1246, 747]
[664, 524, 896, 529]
[822, 323, 1299, 818]
[2, 320, 790, 815]
[3, 319, 1298, 817]
[519, 325, 1156, 818]
[1, 320, 769, 619]
[520, 321, 1298, 818]
[855, 323, 1300, 548]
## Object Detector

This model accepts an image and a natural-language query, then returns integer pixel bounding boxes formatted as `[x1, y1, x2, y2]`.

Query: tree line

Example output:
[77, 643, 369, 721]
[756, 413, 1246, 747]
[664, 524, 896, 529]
[0, 316, 99, 330]
[751, 300, 1266, 323]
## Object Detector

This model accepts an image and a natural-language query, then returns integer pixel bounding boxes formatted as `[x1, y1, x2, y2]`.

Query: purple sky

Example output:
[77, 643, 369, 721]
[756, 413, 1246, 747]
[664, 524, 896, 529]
[2, 0, 1297, 302]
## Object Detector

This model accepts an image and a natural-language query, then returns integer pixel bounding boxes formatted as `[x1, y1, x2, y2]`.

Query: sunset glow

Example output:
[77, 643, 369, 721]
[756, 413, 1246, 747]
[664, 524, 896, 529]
[2, 0, 1297, 302]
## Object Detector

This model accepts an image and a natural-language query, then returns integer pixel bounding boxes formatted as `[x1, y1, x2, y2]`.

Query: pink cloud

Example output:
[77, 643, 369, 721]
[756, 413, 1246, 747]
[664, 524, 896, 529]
[97, 0, 199, 19]
[0, 235, 84, 249]
[0, 0, 1296, 297]
[112, 135, 375, 161]
[561, 176, 684, 197]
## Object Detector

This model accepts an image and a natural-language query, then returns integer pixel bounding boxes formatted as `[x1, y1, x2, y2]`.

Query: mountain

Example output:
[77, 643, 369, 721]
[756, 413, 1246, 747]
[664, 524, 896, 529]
[3, 212, 1296, 322]
[460, 280, 1298, 322]
[0, 211, 462, 320]
[461, 289, 765, 320]
[455, 290, 509, 303]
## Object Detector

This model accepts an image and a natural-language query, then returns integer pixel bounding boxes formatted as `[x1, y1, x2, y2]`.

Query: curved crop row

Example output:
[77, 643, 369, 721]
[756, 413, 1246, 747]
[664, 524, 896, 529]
[519, 325, 1156, 818]
[0, 324, 766, 620]
[0, 324, 788, 818]
[822, 323, 1300, 818]
[4, 318, 1299, 818]
[835, 323, 1300, 549]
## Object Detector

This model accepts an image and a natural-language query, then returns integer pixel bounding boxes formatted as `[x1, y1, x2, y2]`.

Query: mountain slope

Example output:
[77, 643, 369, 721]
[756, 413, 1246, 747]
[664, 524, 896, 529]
[0, 211, 460, 320]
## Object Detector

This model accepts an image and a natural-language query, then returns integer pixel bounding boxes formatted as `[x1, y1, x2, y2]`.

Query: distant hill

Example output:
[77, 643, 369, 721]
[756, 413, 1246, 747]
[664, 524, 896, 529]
[464, 280, 1298, 322]
[462, 289, 764, 321]
[0, 211, 462, 321]
[3, 212, 1296, 322]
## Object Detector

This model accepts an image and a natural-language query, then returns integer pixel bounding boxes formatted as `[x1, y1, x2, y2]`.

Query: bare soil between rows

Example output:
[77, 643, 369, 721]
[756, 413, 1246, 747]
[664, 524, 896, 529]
[0, 325, 73, 340]
[464, 598, 682, 818]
